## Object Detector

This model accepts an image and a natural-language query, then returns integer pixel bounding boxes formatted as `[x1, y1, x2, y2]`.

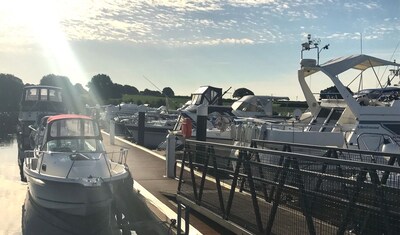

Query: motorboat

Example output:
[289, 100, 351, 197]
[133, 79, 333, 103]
[17, 85, 67, 181]
[231, 95, 290, 118]
[24, 114, 130, 216]
[163, 88, 294, 148]
[115, 111, 178, 149]
[236, 37, 400, 152]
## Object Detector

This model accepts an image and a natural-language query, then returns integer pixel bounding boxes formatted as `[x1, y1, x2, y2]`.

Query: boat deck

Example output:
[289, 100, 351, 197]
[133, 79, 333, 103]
[102, 131, 232, 235]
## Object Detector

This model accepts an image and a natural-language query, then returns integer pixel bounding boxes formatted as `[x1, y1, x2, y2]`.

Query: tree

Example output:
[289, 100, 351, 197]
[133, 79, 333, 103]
[140, 89, 162, 96]
[123, 85, 139, 95]
[162, 87, 175, 97]
[74, 83, 94, 107]
[0, 73, 24, 112]
[87, 74, 114, 104]
[319, 86, 353, 100]
[233, 88, 254, 99]
[40, 74, 84, 113]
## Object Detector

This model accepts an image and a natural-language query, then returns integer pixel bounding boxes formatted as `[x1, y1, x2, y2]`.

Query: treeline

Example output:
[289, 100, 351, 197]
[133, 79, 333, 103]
[0, 73, 178, 114]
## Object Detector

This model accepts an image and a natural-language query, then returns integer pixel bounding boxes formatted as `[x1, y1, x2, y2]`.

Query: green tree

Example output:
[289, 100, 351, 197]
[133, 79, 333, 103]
[232, 88, 254, 99]
[88, 74, 114, 104]
[140, 89, 162, 96]
[162, 87, 175, 97]
[0, 73, 24, 112]
[319, 86, 353, 100]
[123, 85, 139, 95]
[40, 74, 84, 113]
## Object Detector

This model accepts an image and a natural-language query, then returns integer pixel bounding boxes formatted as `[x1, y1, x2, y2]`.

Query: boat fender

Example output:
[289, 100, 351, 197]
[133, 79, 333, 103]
[181, 118, 192, 139]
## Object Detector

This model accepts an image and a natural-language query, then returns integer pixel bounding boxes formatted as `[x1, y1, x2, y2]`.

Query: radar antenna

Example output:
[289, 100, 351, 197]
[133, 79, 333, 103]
[301, 34, 329, 65]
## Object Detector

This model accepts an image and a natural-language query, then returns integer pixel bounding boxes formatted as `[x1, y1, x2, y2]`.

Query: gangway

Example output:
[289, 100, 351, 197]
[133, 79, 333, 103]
[176, 139, 400, 235]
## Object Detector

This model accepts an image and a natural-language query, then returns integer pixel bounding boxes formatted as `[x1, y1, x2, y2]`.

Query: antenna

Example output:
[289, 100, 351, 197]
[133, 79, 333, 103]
[301, 34, 329, 65]
[143, 75, 163, 93]
[142, 75, 171, 112]
[360, 32, 363, 54]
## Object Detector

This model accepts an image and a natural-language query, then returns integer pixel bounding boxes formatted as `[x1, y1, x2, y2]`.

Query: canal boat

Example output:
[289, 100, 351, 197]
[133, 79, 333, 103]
[24, 114, 130, 215]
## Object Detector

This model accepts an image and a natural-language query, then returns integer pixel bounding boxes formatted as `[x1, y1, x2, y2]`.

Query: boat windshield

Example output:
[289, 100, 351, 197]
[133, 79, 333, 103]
[43, 118, 104, 152]
[44, 138, 105, 152]
[49, 119, 99, 137]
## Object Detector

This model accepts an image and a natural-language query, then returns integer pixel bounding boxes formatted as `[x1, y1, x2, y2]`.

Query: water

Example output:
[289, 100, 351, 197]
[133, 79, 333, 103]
[0, 133, 170, 235]
[0, 134, 25, 235]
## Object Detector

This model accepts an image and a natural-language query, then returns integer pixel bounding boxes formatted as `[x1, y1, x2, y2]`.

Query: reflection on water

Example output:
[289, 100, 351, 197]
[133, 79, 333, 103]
[0, 133, 15, 147]
[22, 192, 117, 235]
[0, 112, 18, 134]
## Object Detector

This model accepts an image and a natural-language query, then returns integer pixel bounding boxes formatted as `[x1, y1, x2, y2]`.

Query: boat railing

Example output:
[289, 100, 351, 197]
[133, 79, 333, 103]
[24, 149, 128, 166]
[107, 148, 128, 165]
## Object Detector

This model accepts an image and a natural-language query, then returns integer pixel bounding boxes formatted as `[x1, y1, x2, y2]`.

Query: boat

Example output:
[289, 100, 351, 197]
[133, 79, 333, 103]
[17, 85, 67, 181]
[235, 36, 400, 152]
[115, 111, 178, 149]
[231, 95, 290, 118]
[23, 114, 130, 216]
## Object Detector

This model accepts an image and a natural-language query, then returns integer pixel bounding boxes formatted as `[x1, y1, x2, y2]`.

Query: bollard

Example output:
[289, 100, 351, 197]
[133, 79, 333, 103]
[196, 104, 208, 165]
[166, 133, 176, 178]
[138, 111, 145, 146]
[110, 119, 115, 145]
[196, 104, 208, 141]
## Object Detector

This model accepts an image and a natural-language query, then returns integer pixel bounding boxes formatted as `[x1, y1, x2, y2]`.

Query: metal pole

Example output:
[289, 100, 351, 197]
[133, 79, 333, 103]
[166, 133, 176, 178]
[110, 119, 115, 145]
[138, 111, 145, 146]
[196, 104, 207, 141]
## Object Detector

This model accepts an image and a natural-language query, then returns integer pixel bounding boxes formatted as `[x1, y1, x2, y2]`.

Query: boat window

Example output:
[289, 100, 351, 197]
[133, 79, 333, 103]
[25, 88, 39, 101]
[40, 88, 48, 101]
[382, 123, 400, 135]
[49, 89, 62, 102]
[50, 119, 99, 137]
[45, 139, 104, 152]
[191, 94, 203, 105]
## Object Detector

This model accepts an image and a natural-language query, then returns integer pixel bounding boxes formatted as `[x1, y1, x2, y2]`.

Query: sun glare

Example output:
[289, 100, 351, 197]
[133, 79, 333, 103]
[2, 1, 89, 87]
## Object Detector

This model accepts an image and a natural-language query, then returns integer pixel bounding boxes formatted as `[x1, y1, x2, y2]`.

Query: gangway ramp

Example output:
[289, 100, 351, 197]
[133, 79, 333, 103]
[177, 139, 400, 235]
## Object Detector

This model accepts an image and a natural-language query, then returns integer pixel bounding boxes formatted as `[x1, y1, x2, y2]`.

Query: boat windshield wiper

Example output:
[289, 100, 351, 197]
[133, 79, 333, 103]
[69, 153, 90, 160]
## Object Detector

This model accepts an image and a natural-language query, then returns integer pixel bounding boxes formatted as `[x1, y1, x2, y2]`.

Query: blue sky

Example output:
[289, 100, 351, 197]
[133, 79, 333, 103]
[0, 0, 399, 100]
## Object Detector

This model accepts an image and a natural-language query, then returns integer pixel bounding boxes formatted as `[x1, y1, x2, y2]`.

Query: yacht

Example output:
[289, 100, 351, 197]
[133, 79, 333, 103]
[17, 85, 66, 181]
[246, 39, 400, 151]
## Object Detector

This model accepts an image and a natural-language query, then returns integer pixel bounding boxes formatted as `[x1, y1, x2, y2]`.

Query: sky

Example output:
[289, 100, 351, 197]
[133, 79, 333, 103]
[0, 0, 399, 101]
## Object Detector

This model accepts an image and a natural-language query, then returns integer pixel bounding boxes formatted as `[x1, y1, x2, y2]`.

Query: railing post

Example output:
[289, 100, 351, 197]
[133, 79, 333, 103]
[137, 111, 145, 146]
[166, 133, 176, 178]
[110, 119, 115, 145]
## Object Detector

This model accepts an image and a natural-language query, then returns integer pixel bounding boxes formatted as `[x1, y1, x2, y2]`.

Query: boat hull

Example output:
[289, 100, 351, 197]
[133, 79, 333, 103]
[26, 174, 114, 216]
[118, 124, 173, 149]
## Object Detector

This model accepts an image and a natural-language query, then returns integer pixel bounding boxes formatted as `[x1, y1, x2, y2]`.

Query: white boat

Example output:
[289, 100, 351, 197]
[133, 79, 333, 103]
[24, 114, 130, 215]
[231, 95, 290, 118]
[17, 85, 67, 181]
[238, 38, 400, 151]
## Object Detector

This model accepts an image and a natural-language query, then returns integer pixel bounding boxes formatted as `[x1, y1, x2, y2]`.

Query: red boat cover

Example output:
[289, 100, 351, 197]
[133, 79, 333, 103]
[47, 114, 92, 123]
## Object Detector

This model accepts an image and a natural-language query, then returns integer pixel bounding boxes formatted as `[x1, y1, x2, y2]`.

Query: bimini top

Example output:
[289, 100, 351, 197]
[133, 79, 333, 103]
[304, 54, 398, 77]
[47, 114, 92, 123]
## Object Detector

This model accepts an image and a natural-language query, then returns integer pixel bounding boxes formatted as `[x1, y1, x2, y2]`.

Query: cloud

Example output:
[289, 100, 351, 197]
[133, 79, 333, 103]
[0, 0, 396, 50]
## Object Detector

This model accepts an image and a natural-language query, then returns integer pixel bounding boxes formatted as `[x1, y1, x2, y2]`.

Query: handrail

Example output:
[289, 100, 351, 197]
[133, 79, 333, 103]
[178, 139, 400, 234]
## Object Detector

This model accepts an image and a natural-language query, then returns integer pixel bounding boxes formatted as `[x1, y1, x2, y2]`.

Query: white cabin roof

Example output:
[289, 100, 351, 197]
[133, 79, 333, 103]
[304, 54, 398, 77]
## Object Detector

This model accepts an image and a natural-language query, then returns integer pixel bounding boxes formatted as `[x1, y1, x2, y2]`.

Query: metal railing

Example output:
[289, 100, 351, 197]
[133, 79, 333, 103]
[177, 139, 400, 235]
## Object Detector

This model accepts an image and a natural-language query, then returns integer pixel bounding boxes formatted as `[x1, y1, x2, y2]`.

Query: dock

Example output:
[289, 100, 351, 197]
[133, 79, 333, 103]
[102, 131, 232, 235]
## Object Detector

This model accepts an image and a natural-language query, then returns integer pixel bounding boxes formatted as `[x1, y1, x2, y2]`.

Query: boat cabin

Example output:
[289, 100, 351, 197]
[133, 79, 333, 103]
[38, 114, 104, 153]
